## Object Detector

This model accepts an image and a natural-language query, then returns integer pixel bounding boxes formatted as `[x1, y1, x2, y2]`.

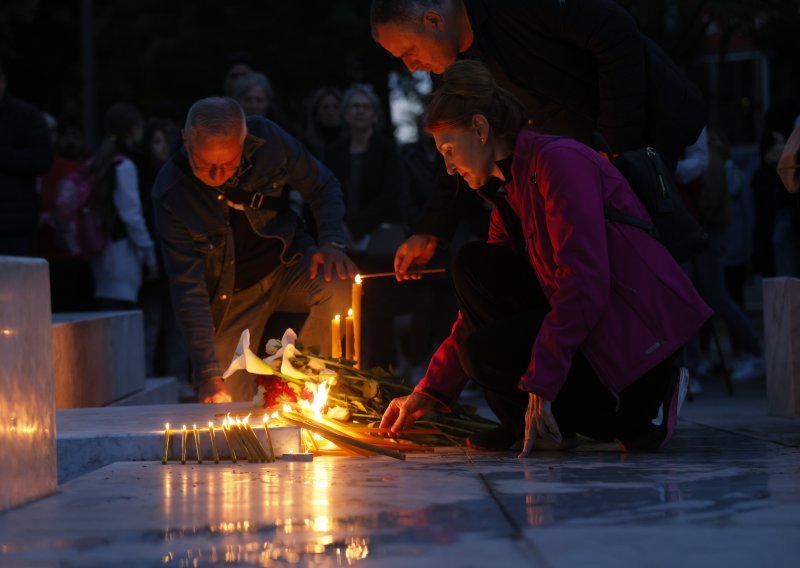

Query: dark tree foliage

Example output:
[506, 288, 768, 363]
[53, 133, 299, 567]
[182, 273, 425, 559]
[1, 0, 798, 139]
[0, 0, 404, 133]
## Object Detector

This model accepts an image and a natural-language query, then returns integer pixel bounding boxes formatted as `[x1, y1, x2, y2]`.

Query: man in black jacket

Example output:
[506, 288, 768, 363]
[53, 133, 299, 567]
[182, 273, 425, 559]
[0, 61, 54, 256]
[370, 0, 706, 276]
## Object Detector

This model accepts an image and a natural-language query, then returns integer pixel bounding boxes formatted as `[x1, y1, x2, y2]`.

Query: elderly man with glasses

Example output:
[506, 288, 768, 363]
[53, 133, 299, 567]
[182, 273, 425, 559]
[154, 97, 355, 403]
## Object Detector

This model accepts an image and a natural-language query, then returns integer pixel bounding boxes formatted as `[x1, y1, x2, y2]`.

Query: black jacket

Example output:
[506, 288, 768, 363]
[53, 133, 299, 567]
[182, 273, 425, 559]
[0, 95, 53, 237]
[415, 0, 706, 239]
[153, 117, 347, 384]
[325, 133, 408, 240]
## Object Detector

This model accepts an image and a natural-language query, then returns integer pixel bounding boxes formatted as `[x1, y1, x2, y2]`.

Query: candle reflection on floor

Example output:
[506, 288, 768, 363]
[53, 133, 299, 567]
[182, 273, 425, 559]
[159, 461, 368, 565]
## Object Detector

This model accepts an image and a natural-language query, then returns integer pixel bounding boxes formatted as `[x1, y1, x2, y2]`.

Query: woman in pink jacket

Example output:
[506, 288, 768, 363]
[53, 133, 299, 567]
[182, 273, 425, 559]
[381, 61, 712, 454]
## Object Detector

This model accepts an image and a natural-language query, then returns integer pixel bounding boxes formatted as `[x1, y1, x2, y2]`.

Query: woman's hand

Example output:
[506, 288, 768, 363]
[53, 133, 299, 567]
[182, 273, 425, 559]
[518, 392, 562, 457]
[394, 234, 440, 281]
[379, 392, 440, 433]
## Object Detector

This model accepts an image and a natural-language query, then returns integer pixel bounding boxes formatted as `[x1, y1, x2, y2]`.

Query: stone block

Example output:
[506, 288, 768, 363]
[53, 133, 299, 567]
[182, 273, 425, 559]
[109, 377, 180, 407]
[0, 257, 57, 512]
[762, 277, 800, 418]
[56, 402, 301, 482]
[52, 311, 145, 408]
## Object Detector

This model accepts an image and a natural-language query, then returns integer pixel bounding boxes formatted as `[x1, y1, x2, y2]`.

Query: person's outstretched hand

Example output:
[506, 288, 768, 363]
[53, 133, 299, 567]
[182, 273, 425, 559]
[198, 377, 232, 404]
[394, 234, 440, 281]
[380, 392, 440, 433]
[518, 392, 561, 457]
[310, 243, 357, 282]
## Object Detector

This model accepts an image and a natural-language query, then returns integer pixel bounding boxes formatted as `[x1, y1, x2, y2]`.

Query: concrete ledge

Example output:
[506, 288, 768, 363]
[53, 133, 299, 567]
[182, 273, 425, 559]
[52, 311, 146, 408]
[109, 377, 180, 407]
[56, 402, 301, 482]
[762, 277, 800, 418]
[0, 257, 57, 512]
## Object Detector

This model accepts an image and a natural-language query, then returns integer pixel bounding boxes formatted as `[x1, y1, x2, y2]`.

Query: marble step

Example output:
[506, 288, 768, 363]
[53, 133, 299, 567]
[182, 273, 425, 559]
[0, 257, 57, 512]
[53, 311, 146, 408]
[109, 377, 180, 407]
[56, 402, 301, 483]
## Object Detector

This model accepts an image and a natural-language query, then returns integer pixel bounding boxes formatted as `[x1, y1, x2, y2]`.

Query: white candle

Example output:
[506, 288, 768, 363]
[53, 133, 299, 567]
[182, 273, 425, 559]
[331, 314, 342, 359]
[352, 275, 362, 367]
[345, 308, 355, 361]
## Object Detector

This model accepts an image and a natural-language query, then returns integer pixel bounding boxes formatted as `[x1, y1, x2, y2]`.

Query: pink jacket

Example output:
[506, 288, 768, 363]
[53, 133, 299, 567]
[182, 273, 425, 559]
[416, 131, 712, 403]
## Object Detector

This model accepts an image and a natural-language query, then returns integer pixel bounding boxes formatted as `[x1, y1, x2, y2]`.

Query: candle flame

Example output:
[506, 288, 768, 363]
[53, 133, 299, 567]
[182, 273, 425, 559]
[262, 414, 268, 424]
[165, 422, 170, 430]
[334, 314, 340, 321]
[355, 274, 362, 285]
[208, 421, 213, 429]
[182, 425, 187, 431]
[347, 308, 353, 317]
[283, 404, 292, 413]
[192, 423, 197, 429]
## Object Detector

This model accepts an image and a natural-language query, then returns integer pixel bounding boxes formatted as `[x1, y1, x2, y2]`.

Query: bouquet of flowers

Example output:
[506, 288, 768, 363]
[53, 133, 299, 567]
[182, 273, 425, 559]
[223, 329, 498, 446]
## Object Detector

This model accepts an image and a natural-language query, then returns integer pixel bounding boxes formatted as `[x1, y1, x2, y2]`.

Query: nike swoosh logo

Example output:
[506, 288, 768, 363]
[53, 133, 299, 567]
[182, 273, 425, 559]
[652, 405, 664, 427]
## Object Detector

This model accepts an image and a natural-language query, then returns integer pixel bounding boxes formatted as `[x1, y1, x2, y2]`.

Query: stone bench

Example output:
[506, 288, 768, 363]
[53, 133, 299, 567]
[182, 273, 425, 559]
[0, 257, 57, 512]
[762, 277, 800, 418]
[52, 311, 179, 408]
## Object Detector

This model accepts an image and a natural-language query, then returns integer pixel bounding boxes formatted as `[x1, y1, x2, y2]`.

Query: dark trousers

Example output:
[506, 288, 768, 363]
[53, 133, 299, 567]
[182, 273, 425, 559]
[453, 242, 678, 443]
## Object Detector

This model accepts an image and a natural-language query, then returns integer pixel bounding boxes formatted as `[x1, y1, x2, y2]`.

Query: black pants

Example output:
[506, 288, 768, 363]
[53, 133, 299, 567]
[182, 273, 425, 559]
[453, 242, 678, 443]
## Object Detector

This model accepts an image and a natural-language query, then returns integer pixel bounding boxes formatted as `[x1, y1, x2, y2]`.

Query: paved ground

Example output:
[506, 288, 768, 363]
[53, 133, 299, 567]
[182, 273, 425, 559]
[1, 376, 798, 568]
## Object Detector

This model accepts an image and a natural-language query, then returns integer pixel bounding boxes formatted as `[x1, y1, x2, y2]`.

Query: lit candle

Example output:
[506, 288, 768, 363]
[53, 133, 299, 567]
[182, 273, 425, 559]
[262, 414, 275, 462]
[220, 419, 237, 463]
[345, 308, 355, 361]
[193, 424, 202, 464]
[208, 421, 220, 464]
[331, 314, 342, 359]
[162, 423, 171, 465]
[180, 425, 187, 465]
[352, 275, 362, 366]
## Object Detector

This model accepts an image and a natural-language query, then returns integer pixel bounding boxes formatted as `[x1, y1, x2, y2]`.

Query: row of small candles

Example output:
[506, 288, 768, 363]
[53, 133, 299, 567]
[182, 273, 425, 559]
[162, 415, 283, 465]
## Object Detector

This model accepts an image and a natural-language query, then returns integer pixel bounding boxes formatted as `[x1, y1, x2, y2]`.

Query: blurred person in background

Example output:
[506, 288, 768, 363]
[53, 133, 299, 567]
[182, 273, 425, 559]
[325, 83, 410, 369]
[303, 86, 343, 161]
[36, 117, 94, 311]
[136, 119, 191, 395]
[0, 59, 54, 256]
[90, 103, 158, 311]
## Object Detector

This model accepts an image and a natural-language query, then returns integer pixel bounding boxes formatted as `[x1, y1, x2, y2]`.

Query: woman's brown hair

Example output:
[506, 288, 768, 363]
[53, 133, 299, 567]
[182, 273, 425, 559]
[424, 60, 525, 142]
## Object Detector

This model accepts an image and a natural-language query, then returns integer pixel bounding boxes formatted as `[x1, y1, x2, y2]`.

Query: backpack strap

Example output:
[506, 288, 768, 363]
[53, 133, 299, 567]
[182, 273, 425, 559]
[603, 206, 658, 237]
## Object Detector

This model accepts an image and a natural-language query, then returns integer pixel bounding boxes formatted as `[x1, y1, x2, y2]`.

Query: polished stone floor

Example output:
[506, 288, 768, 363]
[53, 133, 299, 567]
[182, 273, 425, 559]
[1, 384, 799, 567]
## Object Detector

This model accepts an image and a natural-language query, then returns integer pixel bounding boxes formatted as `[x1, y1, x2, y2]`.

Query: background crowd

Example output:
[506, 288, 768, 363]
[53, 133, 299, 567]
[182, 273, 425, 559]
[1, 0, 799, 401]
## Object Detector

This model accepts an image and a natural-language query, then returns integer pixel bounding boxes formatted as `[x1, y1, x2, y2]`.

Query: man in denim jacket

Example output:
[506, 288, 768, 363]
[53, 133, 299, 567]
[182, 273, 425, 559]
[154, 97, 355, 403]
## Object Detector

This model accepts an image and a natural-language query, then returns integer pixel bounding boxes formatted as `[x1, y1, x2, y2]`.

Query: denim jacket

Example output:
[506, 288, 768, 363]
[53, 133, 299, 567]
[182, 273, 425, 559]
[153, 117, 347, 384]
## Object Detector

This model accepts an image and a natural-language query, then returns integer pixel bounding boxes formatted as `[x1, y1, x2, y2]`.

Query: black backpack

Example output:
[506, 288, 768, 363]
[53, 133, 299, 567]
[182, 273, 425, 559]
[594, 133, 708, 261]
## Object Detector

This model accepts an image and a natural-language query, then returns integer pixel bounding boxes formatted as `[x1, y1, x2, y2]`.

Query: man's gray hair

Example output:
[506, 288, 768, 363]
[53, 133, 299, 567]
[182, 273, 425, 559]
[184, 97, 246, 141]
[370, 0, 445, 27]
[233, 72, 274, 101]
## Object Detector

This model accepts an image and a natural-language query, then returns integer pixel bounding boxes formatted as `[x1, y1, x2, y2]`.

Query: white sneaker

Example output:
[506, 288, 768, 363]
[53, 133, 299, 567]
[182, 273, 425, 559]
[730, 354, 765, 382]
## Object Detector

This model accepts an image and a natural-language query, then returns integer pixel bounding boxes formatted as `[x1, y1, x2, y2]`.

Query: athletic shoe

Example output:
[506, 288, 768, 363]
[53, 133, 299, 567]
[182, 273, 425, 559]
[622, 367, 689, 452]
[467, 426, 521, 451]
[730, 354, 765, 382]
